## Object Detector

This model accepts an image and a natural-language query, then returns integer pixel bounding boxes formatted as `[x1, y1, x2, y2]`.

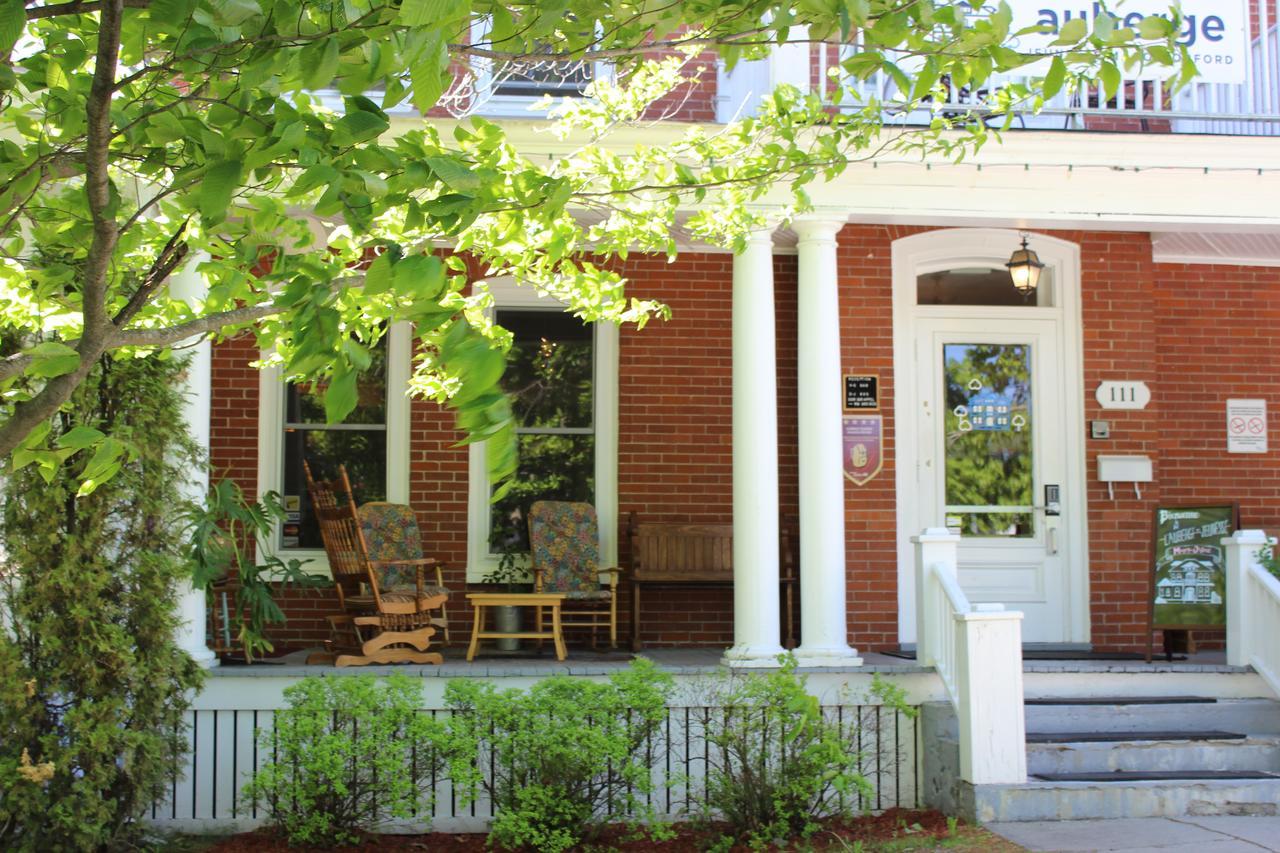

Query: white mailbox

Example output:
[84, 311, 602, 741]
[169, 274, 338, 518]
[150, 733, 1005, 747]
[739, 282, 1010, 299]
[1097, 454, 1153, 500]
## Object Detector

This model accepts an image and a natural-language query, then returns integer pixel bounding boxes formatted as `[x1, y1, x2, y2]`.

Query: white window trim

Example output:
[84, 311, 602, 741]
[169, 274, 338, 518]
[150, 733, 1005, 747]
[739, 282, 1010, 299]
[256, 321, 412, 574]
[466, 277, 619, 582]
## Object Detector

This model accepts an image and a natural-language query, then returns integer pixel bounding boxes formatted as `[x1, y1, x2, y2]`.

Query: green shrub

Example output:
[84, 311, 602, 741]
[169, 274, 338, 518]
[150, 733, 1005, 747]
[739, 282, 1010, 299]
[1259, 541, 1280, 580]
[0, 355, 205, 851]
[697, 657, 908, 847]
[439, 657, 675, 852]
[244, 675, 443, 846]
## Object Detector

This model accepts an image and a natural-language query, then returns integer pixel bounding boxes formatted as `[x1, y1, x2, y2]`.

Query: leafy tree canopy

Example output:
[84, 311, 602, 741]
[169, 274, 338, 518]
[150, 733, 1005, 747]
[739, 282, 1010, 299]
[0, 0, 1190, 490]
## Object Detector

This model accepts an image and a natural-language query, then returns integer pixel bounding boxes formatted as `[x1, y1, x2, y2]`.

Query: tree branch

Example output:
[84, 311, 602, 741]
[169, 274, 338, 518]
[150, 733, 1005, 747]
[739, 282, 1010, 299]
[111, 218, 190, 327]
[0, 0, 124, 459]
[25, 0, 147, 20]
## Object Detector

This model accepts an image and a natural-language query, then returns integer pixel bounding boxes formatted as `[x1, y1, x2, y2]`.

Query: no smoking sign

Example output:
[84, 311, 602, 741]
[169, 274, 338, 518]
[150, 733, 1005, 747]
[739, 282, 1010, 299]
[1227, 399, 1268, 454]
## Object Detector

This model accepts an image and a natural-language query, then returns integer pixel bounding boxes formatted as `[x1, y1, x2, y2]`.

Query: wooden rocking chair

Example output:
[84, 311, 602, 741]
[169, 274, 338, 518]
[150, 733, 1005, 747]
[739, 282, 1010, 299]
[305, 464, 446, 667]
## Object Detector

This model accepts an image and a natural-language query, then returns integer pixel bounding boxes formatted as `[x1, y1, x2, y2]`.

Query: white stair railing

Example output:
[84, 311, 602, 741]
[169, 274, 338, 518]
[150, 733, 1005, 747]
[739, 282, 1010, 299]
[1224, 530, 1280, 697]
[913, 529, 1027, 785]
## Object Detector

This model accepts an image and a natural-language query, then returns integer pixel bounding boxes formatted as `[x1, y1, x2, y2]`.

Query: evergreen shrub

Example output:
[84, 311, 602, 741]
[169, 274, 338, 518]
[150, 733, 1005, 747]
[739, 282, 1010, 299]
[0, 356, 205, 851]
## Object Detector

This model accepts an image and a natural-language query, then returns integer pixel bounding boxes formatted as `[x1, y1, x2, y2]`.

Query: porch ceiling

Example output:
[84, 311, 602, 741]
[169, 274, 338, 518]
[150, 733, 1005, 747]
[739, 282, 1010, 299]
[1152, 232, 1280, 268]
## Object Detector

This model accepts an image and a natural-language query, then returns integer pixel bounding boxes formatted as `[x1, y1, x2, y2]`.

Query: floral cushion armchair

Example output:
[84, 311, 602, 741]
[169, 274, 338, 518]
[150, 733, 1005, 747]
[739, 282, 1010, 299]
[358, 502, 451, 644]
[528, 501, 621, 648]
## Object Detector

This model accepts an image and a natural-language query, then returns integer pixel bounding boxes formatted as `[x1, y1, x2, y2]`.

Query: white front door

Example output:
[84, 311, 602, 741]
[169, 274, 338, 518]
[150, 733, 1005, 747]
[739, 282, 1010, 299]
[915, 318, 1073, 642]
[892, 229, 1089, 647]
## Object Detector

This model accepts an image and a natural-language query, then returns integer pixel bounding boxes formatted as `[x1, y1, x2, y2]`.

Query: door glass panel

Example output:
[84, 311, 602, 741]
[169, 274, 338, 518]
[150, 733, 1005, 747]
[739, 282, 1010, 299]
[917, 267, 1054, 307]
[942, 343, 1034, 538]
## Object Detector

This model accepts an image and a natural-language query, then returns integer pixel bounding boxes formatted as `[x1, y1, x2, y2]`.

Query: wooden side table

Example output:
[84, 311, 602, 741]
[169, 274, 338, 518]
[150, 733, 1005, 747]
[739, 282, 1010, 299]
[465, 592, 567, 661]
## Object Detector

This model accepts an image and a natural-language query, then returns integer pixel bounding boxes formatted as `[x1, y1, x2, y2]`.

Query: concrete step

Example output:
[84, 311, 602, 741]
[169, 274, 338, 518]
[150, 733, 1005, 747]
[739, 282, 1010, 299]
[1024, 698, 1280, 735]
[1027, 735, 1280, 776]
[966, 777, 1280, 822]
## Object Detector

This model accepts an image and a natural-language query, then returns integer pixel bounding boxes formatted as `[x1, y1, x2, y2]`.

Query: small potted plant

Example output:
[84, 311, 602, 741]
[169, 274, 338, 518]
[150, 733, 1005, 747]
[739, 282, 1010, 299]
[483, 510, 532, 650]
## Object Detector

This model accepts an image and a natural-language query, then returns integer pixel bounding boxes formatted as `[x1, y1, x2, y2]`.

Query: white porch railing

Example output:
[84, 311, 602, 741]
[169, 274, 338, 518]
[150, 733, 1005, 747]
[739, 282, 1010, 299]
[1224, 529, 1280, 698]
[721, 19, 1280, 135]
[913, 529, 1027, 786]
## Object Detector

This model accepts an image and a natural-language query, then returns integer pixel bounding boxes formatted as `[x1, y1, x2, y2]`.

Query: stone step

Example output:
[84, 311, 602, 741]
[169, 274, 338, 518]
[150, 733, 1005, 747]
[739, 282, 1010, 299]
[1025, 695, 1218, 706]
[966, 778, 1280, 822]
[1023, 698, 1280, 735]
[1032, 770, 1280, 782]
[1026, 730, 1246, 743]
[1027, 735, 1280, 776]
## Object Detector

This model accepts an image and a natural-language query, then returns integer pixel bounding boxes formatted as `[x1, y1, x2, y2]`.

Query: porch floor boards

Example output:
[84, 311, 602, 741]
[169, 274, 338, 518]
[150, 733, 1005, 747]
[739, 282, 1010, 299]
[205, 648, 1251, 678]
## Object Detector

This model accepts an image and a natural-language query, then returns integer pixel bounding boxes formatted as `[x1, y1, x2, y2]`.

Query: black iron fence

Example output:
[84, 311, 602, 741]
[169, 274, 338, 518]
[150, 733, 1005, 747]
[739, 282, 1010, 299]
[148, 703, 921, 831]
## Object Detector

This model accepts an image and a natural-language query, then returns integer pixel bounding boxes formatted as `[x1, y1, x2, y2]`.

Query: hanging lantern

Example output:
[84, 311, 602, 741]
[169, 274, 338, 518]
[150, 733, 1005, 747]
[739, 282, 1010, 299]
[1006, 233, 1044, 298]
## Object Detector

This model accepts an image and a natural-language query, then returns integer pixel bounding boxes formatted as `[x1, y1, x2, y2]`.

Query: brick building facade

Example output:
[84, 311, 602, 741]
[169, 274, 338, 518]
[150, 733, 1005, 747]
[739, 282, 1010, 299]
[209, 223, 1280, 655]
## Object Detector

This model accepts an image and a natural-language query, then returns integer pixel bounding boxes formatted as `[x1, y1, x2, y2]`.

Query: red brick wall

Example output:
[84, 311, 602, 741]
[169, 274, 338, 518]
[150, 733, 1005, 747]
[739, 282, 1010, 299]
[1154, 261, 1280, 530]
[837, 225, 925, 650]
[616, 253, 799, 647]
[1073, 231, 1163, 651]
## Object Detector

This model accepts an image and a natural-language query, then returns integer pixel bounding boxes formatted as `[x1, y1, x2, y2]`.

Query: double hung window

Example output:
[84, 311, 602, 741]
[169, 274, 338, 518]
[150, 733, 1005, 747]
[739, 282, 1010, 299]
[466, 280, 618, 580]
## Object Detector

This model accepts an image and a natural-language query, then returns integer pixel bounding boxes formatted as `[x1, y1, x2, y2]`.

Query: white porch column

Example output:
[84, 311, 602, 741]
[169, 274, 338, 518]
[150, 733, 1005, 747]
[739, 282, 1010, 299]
[170, 256, 218, 668]
[724, 229, 786, 667]
[793, 217, 860, 666]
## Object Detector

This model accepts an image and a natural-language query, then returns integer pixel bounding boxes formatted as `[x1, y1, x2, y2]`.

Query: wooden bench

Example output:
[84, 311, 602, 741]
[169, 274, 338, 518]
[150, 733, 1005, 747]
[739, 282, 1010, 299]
[626, 514, 797, 652]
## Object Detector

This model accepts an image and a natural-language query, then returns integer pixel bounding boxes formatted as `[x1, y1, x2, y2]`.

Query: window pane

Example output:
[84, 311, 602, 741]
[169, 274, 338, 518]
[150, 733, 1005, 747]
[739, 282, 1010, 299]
[285, 344, 388, 425]
[943, 343, 1034, 539]
[491, 434, 595, 553]
[494, 59, 592, 97]
[917, 267, 1054, 307]
[281, 429, 387, 549]
[498, 309, 594, 429]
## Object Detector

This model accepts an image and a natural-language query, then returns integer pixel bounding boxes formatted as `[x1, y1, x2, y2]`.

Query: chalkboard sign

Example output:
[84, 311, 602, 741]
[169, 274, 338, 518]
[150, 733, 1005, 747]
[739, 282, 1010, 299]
[1150, 504, 1238, 630]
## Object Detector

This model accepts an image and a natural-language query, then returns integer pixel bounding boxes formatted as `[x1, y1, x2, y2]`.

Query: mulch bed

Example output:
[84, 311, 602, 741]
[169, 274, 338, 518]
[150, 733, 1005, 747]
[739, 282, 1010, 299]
[199, 808, 1019, 851]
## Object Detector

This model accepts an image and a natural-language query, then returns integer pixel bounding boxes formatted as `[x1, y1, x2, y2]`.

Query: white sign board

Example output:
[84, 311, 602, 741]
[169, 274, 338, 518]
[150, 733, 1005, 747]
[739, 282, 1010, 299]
[1226, 398, 1267, 454]
[995, 1, 1249, 85]
[1095, 380, 1151, 410]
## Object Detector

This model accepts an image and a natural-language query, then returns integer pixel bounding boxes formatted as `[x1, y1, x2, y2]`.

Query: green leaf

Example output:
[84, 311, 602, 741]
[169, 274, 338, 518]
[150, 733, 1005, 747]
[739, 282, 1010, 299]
[426, 155, 481, 195]
[211, 0, 261, 26]
[46, 59, 69, 91]
[398, 0, 469, 27]
[1042, 56, 1067, 100]
[1053, 17, 1087, 45]
[331, 110, 389, 147]
[199, 159, 243, 222]
[323, 368, 359, 423]
[1138, 15, 1174, 40]
[57, 425, 105, 451]
[363, 251, 393, 295]
[393, 253, 444, 298]
[0, 0, 24, 54]
[77, 437, 126, 495]
[411, 32, 449, 113]
[302, 38, 341, 90]
[27, 341, 81, 378]
[1099, 60, 1120, 101]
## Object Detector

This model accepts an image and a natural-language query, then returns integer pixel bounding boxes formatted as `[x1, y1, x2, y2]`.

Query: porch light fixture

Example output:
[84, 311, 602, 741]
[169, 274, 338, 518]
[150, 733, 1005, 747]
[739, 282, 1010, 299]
[1006, 233, 1044, 299]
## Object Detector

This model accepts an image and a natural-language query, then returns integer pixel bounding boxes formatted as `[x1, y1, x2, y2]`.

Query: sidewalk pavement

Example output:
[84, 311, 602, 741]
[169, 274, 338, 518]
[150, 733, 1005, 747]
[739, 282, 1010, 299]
[987, 817, 1280, 852]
